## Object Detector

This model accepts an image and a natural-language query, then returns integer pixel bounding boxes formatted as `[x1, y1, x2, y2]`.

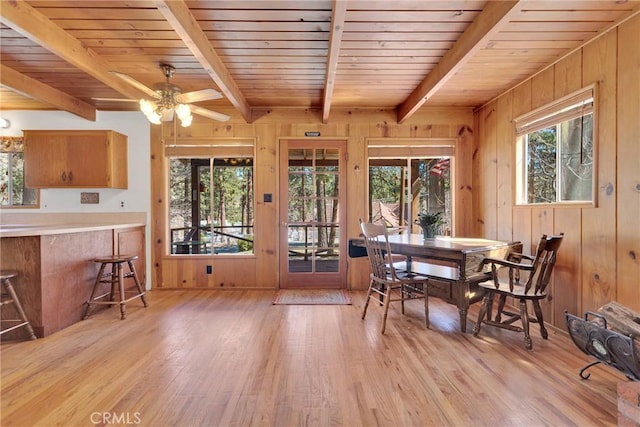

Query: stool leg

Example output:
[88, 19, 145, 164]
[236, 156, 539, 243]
[128, 260, 148, 307]
[109, 262, 117, 302]
[2, 278, 37, 340]
[117, 263, 127, 320]
[84, 262, 107, 320]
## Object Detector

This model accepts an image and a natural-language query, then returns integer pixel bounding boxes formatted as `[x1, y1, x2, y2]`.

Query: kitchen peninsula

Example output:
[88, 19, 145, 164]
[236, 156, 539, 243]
[0, 213, 146, 339]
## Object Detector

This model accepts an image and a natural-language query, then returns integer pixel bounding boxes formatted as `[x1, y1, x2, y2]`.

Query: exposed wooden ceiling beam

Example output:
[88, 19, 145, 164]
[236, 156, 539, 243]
[0, 0, 150, 106]
[397, 1, 523, 123]
[154, 0, 252, 123]
[322, 0, 347, 124]
[0, 65, 96, 121]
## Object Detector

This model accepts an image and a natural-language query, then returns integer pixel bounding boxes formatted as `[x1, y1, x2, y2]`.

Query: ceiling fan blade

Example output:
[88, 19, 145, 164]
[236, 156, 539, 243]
[161, 109, 175, 122]
[111, 71, 159, 99]
[91, 97, 139, 103]
[190, 105, 230, 122]
[175, 88, 223, 104]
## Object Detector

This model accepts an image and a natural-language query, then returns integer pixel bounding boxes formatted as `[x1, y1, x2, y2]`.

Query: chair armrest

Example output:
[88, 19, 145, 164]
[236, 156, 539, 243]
[478, 257, 534, 271]
[507, 252, 534, 263]
[479, 256, 534, 291]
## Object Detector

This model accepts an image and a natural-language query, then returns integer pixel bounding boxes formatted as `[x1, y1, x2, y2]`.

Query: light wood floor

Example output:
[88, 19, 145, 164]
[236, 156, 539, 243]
[1, 290, 624, 426]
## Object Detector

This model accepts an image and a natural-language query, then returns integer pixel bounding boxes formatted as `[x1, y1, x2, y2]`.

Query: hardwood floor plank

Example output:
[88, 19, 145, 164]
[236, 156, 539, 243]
[1, 290, 622, 426]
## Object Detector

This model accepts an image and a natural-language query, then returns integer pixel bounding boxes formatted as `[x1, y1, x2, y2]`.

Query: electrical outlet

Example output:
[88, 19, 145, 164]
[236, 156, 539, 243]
[80, 192, 99, 204]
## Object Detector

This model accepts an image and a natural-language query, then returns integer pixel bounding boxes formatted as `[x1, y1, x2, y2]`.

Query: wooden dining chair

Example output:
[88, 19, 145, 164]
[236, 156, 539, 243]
[473, 233, 564, 350]
[360, 220, 430, 334]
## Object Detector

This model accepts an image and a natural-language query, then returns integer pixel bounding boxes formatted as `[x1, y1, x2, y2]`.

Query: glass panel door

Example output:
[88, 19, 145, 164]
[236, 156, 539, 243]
[279, 140, 346, 288]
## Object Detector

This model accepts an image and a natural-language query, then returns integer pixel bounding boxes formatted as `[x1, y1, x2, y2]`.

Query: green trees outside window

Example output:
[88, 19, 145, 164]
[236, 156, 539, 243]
[169, 157, 254, 255]
[516, 85, 595, 205]
[0, 138, 38, 207]
[525, 115, 593, 204]
[369, 158, 451, 235]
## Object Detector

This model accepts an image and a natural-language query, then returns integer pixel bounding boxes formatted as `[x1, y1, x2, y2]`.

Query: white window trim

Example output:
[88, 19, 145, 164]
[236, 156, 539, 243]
[514, 84, 598, 207]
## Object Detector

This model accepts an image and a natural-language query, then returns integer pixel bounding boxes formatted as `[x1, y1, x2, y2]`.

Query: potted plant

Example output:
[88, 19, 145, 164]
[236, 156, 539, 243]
[415, 211, 443, 238]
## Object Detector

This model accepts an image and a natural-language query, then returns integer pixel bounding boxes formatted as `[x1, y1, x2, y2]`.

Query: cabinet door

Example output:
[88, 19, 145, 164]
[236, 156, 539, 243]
[24, 134, 69, 187]
[23, 130, 127, 188]
[63, 133, 110, 187]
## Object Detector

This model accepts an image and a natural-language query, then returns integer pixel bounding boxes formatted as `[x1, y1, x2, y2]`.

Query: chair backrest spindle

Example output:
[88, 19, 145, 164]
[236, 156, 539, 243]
[524, 234, 563, 295]
[359, 220, 399, 282]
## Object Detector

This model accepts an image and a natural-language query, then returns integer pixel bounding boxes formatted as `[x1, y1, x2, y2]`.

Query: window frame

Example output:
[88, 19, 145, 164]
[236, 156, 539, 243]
[514, 84, 598, 207]
[165, 139, 255, 258]
[366, 138, 456, 235]
[0, 137, 39, 209]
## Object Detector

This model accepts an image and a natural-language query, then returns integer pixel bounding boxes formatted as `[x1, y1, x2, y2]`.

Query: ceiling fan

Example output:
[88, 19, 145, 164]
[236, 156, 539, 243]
[94, 64, 230, 126]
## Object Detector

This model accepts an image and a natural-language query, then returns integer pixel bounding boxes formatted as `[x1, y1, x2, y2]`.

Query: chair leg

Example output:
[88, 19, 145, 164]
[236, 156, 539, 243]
[495, 294, 507, 322]
[473, 293, 492, 336]
[401, 284, 406, 315]
[423, 283, 429, 329]
[377, 282, 384, 306]
[531, 299, 548, 339]
[380, 283, 393, 334]
[485, 292, 495, 323]
[519, 299, 532, 350]
[361, 280, 374, 320]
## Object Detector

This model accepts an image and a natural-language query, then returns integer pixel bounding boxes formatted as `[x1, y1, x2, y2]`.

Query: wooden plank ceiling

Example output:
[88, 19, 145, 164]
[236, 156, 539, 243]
[0, 0, 638, 123]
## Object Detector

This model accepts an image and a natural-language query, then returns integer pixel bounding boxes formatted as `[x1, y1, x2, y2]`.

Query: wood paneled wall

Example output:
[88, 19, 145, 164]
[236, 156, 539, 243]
[150, 108, 474, 291]
[473, 15, 640, 328]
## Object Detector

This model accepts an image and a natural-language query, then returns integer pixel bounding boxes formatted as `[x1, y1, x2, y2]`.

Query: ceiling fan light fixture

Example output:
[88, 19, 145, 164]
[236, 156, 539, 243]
[139, 99, 156, 115]
[180, 114, 193, 127]
[140, 99, 162, 124]
[175, 103, 193, 127]
[147, 111, 162, 125]
[175, 103, 191, 119]
[106, 65, 222, 126]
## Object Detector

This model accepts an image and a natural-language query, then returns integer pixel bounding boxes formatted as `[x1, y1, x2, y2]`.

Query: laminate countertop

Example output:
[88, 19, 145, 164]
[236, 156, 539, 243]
[0, 222, 145, 238]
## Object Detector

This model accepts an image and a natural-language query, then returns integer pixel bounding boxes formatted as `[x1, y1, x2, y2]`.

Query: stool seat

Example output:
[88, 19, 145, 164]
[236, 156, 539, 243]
[93, 254, 139, 264]
[84, 254, 148, 320]
[1, 270, 37, 340]
[0, 270, 18, 280]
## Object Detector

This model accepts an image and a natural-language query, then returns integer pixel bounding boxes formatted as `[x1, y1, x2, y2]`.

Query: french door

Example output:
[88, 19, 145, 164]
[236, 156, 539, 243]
[279, 140, 347, 288]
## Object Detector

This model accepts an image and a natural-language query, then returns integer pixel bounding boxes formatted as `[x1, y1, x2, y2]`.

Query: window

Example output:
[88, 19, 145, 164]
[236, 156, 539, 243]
[168, 156, 254, 255]
[367, 138, 455, 235]
[515, 85, 596, 205]
[0, 137, 38, 207]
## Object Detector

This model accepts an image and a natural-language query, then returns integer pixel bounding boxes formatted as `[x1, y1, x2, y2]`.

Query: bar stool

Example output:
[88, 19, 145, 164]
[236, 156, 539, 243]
[1, 270, 37, 340]
[84, 255, 148, 320]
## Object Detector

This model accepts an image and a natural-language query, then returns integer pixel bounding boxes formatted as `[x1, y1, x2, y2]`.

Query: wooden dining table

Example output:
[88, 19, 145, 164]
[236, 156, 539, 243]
[349, 235, 521, 332]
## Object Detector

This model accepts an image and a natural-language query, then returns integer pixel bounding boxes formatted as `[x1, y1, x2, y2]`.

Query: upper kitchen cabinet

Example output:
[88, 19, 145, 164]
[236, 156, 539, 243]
[23, 130, 128, 189]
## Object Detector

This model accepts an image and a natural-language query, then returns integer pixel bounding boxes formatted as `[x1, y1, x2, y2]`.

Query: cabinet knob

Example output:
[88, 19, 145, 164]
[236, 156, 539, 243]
[61, 171, 67, 181]
[68, 171, 73, 181]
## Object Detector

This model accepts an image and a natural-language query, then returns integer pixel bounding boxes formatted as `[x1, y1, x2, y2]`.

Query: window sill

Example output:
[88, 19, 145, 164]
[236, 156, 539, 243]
[514, 201, 596, 209]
